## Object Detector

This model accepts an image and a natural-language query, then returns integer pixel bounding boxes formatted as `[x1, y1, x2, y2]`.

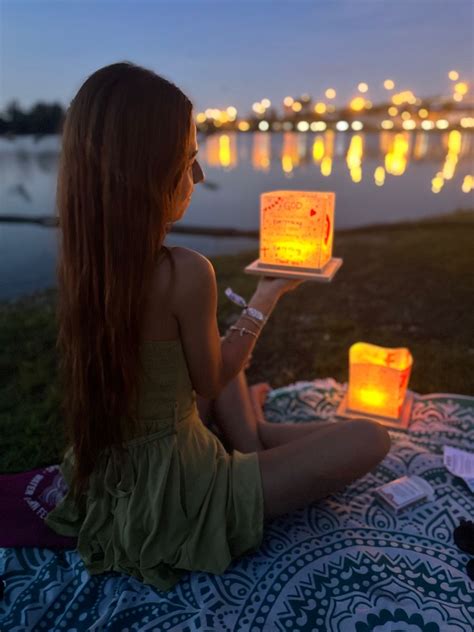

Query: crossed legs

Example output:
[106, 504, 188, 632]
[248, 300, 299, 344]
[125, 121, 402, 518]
[196, 369, 391, 519]
[195, 369, 362, 453]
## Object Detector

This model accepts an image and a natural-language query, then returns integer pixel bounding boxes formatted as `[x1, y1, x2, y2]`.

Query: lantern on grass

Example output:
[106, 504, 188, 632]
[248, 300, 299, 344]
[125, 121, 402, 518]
[245, 190, 343, 282]
[337, 342, 414, 429]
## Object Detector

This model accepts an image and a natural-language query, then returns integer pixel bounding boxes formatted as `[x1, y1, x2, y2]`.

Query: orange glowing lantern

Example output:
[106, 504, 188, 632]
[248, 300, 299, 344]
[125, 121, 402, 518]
[337, 342, 414, 429]
[245, 190, 343, 282]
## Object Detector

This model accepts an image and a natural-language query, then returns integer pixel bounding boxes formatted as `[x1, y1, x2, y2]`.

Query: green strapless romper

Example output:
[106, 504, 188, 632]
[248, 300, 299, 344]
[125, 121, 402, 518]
[44, 339, 265, 591]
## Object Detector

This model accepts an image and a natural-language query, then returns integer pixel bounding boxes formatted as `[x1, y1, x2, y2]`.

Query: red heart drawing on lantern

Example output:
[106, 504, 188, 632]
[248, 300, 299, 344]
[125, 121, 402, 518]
[310, 209, 316, 216]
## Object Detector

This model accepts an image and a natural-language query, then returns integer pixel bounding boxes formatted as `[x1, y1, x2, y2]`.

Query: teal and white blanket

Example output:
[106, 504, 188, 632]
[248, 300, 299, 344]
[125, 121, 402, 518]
[1, 379, 473, 631]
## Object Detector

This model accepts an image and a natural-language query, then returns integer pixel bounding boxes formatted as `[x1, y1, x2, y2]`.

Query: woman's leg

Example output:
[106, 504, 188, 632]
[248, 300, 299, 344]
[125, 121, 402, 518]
[197, 376, 392, 519]
[249, 381, 346, 448]
[258, 418, 391, 519]
[196, 374, 349, 453]
[196, 370, 265, 453]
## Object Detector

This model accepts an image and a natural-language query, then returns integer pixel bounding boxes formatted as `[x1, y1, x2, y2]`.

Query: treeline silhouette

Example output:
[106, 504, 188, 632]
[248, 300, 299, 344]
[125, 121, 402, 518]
[0, 100, 65, 136]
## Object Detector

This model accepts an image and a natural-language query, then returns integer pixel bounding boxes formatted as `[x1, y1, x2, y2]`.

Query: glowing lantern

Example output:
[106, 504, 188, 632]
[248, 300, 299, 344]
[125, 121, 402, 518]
[337, 342, 414, 429]
[245, 190, 343, 282]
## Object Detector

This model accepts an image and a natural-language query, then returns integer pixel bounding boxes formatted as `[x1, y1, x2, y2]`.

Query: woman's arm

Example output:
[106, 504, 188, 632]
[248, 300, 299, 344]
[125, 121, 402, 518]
[172, 247, 292, 398]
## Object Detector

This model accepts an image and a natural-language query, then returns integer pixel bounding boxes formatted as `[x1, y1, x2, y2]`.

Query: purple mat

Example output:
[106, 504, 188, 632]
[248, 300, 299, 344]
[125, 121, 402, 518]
[0, 464, 77, 548]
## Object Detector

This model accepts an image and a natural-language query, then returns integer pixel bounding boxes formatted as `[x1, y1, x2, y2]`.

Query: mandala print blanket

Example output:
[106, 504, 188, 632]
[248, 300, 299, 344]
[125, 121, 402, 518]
[1, 379, 473, 632]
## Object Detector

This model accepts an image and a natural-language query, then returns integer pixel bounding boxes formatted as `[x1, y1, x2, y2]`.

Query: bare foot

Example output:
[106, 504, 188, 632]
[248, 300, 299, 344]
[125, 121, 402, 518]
[249, 382, 272, 424]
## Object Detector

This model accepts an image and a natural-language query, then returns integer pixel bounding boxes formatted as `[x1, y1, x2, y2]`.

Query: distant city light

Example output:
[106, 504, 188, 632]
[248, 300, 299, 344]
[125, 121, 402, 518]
[421, 120, 434, 130]
[454, 82, 468, 95]
[198, 69, 468, 138]
[297, 121, 310, 132]
[392, 90, 416, 105]
[350, 97, 366, 111]
[314, 102, 327, 114]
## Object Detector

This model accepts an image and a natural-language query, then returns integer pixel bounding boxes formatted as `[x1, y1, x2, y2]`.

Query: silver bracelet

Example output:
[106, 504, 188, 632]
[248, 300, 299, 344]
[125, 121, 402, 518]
[225, 287, 268, 324]
[228, 325, 259, 338]
[240, 314, 264, 329]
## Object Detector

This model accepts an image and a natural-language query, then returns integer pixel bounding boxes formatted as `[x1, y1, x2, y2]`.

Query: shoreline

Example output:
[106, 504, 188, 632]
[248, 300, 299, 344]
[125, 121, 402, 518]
[1, 208, 472, 308]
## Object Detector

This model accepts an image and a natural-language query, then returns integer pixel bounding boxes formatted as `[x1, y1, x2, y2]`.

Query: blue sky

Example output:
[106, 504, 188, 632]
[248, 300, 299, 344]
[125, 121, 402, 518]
[1, 0, 473, 116]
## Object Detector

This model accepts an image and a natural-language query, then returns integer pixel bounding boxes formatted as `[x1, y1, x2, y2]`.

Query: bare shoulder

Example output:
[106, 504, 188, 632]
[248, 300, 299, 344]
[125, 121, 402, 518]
[168, 246, 215, 282]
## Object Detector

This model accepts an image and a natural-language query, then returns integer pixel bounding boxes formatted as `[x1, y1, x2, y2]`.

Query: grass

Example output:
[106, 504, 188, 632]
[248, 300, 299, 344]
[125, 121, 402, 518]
[1, 209, 473, 473]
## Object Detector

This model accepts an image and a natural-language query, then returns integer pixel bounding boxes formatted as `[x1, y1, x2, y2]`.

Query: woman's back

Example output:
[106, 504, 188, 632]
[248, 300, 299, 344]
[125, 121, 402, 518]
[140, 245, 182, 343]
[44, 245, 265, 590]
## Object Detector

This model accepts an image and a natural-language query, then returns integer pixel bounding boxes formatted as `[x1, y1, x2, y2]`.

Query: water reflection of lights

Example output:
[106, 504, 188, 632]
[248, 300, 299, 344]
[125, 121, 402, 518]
[252, 133, 271, 171]
[200, 131, 471, 192]
[374, 166, 386, 186]
[312, 136, 325, 162]
[205, 133, 238, 169]
[384, 133, 410, 176]
[346, 135, 364, 182]
[281, 132, 301, 174]
[462, 175, 473, 193]
[432, 130, 464, 193]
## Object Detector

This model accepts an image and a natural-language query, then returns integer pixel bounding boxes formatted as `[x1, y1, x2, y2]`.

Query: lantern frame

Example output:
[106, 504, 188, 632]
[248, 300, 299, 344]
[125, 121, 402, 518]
[244, 190, 343, 283]
[336, 389, 414, 429]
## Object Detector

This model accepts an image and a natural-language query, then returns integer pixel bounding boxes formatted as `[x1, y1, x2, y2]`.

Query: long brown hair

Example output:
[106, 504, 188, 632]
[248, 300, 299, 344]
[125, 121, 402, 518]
[55, 61, 193, 500]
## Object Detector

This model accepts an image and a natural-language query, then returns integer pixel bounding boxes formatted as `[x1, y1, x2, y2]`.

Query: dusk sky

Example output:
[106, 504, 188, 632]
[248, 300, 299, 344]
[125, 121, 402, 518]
[1, 0, 473, 116]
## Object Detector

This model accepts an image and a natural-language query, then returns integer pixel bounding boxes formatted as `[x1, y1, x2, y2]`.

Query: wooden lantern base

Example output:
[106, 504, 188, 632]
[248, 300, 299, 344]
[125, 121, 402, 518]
[335, 391, 414, 430]
[244, 257, 343, 283]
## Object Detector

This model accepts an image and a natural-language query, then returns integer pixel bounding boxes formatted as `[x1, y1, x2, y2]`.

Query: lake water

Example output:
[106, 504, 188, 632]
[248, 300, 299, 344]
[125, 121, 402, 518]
[0, 131, 472, 301]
